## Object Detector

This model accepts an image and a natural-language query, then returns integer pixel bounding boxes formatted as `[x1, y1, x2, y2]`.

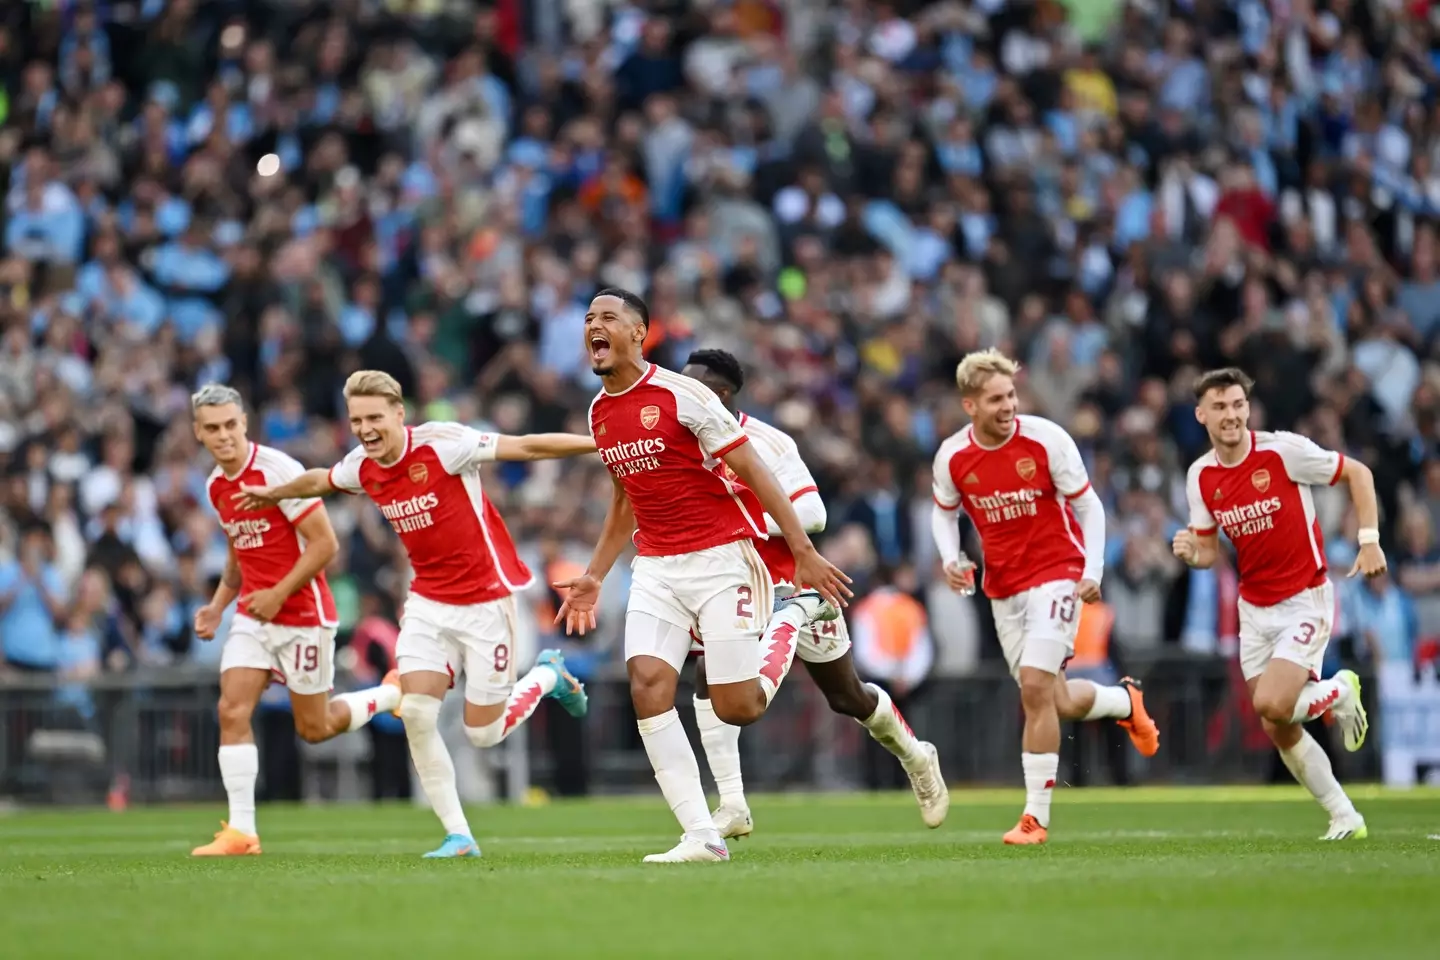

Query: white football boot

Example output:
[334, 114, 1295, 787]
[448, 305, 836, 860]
[711, 803, 754, 840]
[643, 835, 731, 863]
[907, 742, 950, 828]
[1320, 813, 1368, 841]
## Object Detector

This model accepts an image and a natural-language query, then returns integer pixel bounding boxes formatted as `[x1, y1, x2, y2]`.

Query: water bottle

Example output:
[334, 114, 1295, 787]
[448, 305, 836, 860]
[950, 552, 977, 597]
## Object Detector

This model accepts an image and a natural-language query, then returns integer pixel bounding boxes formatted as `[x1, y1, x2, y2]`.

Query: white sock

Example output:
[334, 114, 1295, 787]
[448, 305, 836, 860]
[399, 694, 471, 838]
[756, 603, 806, 704]
[859, 683, 926, 769]
[694, 696, 745, 806]
[1081, 682, 1133, 721]
[464, 665, 559, 747]
[333, 683, 403, 733]
[218, 743, 258, 836]
[637, 708, 720, 843]
[1279, 730, 1358, 821]
[1290, 678, 1347, 724]
[1022, 752, 1059, 828]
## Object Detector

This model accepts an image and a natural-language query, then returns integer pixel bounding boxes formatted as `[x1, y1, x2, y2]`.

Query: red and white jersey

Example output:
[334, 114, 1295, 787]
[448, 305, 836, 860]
[932, 416, 1090, 600]
[713, 411, 820, 585]
[590, 364, 766, 557]
[206, 443, 337, 628]
[1186, 430, 1343, 607]
[327, 422, 533, 606]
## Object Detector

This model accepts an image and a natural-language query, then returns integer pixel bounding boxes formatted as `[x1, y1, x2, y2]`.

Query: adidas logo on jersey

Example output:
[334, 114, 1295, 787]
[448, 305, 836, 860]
[964, 472, 979, 485]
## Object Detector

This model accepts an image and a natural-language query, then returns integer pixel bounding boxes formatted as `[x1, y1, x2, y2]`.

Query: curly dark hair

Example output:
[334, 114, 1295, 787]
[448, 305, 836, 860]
[684, 348, 745, 393]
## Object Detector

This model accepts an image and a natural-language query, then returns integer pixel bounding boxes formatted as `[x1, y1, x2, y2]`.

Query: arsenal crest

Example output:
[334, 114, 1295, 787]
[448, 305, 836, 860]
[1251, 469, 1270, 492]
[1016, 458, 1037, 482]
[408, 463, 429, 485]
[640, 405, 661, 430]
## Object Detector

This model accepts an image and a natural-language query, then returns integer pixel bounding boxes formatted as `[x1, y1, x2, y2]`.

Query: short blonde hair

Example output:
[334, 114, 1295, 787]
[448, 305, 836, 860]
[343, 370, 403, 405]
[955, 349, 1020, 396]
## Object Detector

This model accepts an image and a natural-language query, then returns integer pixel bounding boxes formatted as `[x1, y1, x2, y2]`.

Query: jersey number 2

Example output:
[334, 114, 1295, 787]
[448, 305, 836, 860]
[735, 586, 754, 619]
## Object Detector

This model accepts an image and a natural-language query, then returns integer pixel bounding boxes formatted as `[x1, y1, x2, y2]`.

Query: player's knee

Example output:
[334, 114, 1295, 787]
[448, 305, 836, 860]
[464, 719, 504, 749]
[1261, 717, 1302, 749]
[1018, 672, 1056, 713]
[294, 717, 330, 744]
[399, 693, 442, 732]
[712, 689, 766, 726]
[1252, 690, 1294, 725]
[628, 663, 674, 717]
[216, 696, 254, 733]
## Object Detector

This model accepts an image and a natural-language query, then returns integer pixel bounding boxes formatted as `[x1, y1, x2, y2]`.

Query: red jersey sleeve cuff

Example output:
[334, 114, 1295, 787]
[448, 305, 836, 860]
[788, 485, 819, 502]
[1329, 454, 1345, 486]
[292, 500, 322, 524]
[1064, 482, 1092, 500]
[933, 493, 960, 510]
[1191, 525, 1217, 537]
[711, 434, 749, 459]
[326, 465, 357, 495]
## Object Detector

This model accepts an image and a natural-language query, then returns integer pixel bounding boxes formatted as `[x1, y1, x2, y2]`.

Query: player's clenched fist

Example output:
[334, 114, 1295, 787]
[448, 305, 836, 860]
[1171, 528, 1198, 563]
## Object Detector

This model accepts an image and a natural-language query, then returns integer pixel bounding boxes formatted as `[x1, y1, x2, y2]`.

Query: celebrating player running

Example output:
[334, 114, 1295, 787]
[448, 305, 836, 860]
[1173, 367, 1379, 841]
[680, 349, 948, 836]
[190, 384, 401, 856]
[554, 289, 851, 863]
[234, 370, 596, 858]
[931, 350, 1160, 845]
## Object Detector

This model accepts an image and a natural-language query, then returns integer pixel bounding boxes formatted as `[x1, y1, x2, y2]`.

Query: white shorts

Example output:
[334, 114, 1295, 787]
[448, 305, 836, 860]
[1238, 580, 1334, 682]
[220, 615, 336, 696]
[991, 579, 1081, 681]
[688, 590, 853, 665]
[398, 593, 519, 706]
[627, 540, 774, 684]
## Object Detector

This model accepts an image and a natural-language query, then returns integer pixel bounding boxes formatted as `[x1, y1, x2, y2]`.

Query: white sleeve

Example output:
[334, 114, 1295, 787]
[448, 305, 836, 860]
[261, 450, 323, 524]
[1270, 431, 1344, 487]
[931, 503, 963, 567]
[1185, 462, 1217, 534]
[418, 422, 500, 474]
[1036, 420, 1091, 498]
[770, 489, 826, 535]
[674, 386, 748, 458]
[1069, 485, 1106, 584]
[327, 446, 367, 496]
[931, 444, 961, 510]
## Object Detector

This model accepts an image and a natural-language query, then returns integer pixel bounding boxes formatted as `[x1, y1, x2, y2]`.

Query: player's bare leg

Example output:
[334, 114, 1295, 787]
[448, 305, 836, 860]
[1007, 665, 1063, 845]
[1054, 673, 1159, 757]
[289, 674, 402, 744]
[193, 667, 269, 856]
[631, 641, 730, 864]
[805, 651, 949, 828]
[1249, 662, 1367, 840]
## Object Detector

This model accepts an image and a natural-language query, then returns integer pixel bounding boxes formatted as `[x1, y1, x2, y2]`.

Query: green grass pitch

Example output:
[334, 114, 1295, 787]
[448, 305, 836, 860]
[1, 786, 1437, 959]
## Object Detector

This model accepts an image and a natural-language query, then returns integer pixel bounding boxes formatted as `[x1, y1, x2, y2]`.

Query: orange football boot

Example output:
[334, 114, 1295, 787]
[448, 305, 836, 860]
[1002, 814, 1047, 845]
[1116, 677, 1159, 757]
[383, 668, 403, 716]
[192, 822, 261, 856]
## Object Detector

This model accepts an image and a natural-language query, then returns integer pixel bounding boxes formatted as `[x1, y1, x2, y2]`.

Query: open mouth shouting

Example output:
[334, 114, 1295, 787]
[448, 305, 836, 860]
[590, 332, 612, 364]
[360, 430, 385, 454]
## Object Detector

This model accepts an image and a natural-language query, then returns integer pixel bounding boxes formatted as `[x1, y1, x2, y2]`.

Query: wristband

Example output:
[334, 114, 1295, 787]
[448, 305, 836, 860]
[1358, 528, 1380, 546]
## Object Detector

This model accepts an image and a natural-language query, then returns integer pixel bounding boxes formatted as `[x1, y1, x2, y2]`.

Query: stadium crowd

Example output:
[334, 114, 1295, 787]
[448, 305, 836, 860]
[2, 0, 1439, 711]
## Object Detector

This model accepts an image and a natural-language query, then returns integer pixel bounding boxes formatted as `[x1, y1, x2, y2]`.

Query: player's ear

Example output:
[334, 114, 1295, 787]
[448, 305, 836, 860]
[1193, 406, 1204, 425]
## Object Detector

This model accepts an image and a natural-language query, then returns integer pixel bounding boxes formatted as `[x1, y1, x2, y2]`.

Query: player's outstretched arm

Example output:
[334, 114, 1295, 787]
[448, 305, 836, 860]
[722, 442, 852, 608]
[241, 506, 340, 622]
[1337, 457, 1388, 578]
[234, 468, 334, 510]
[495, 433, 598, 461]
[555, 475, 636, 636]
